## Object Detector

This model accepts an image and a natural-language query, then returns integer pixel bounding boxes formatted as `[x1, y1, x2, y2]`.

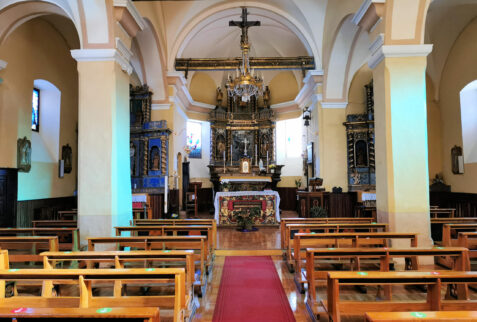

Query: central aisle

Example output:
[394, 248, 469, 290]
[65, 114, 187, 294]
[212, 256, 296, 322]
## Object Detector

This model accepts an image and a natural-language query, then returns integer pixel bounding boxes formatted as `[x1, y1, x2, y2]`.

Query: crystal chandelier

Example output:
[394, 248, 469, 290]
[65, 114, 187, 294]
[226, 9, 263, 102]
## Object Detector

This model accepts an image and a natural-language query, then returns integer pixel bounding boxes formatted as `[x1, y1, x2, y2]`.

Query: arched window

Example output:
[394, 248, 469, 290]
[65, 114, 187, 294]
[460, 80, 477, 164]
[31, 88, 40, 131]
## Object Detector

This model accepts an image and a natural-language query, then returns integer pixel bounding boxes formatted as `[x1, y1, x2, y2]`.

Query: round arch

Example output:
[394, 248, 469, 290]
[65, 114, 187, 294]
[0, 0, 82, 47]
[167, 1, 320, 71]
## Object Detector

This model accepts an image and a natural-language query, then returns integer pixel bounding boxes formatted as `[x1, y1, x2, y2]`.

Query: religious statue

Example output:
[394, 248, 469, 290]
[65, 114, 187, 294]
[351, 169, 361, 185]
[263, 86, 270, 107]
[150, 146, 160, 171]
[216, 87, 223, 106]
[130, 142, 136, 175]
[17, 137, 31, 172]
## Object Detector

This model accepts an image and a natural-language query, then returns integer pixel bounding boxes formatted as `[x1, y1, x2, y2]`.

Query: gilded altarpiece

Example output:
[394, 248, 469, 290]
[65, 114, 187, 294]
[343, 82, 375, 191]
[130, 85, 170, 192]
[208, 89, 282, 192]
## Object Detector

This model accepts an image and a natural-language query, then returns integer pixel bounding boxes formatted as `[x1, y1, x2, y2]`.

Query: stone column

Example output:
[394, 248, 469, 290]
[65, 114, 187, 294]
[370, 44, 433, 248]
[71, 49, 133, 243]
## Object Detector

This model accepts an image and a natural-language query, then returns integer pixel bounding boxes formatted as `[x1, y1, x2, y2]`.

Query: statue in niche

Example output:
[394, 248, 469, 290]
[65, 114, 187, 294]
[130, 142, 136, 175]
[351, 169, 361, 185]
[355, 140, 368, 167]
[263, 86, 270, 107]
[17, 137, 31, 172]
[150, 146, 160, 171]
[62, 144, 73, 174]
[216, 87, 223, 106]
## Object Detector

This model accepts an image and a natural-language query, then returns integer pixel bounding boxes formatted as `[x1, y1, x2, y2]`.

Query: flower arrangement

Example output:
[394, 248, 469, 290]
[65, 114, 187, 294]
[295, 179, 302, 189]
[236, 207, 260, 231]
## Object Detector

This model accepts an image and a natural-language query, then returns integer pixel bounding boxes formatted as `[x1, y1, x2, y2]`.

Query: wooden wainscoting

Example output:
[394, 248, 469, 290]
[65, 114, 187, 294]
[276, 187, 297, 211]
[16, 196, 77, 227]
[430, 191, 477, 217]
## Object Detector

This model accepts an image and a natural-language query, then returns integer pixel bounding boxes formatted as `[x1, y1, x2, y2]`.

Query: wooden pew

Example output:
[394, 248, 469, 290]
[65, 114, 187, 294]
[458, 232, 477, 269]
[0, 236, 59, 264]
[115, 225, 214, 264]
[439, 224, 477, 267]
[365, 311, 477, 321]
[88, 236, 208, 294]
[42, 250, 196, 318]
[430, 218, 477, 244]
[306, 247, 469, 303]
[133, 219, 217, 253]
[0, 250, 7, 269]
[57, 209, 77, 220]
[279, 218, 375, 249]
[0, 228, 79, 252]
[284, 223, 388, 270]
[0, 268, 186, 322]
[292, 232, 418, 290]
[430, 208, 456, 218]
[41, 250, 195, 297]
[320, 271, 477, 322]
[32, 220, 77, 228]
[0, 307, 160, 321]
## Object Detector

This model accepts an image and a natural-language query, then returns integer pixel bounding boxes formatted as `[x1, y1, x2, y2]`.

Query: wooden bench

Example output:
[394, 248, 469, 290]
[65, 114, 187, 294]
[32, 220, 77, 228]
[88, 236, 208, 294]
[284, 223, 388, 268]
[133, 219, 217, 253]
[0, 236, 59, 264]
[458, 232, 477, 268]
[306, 247, 469, 302]
[365, 311, 477, 321]
[439, 224, 477, 267]
[0, 228, 79, 252]
[319, 271, 477, 322]
[115, 225, 214, 263]
[0, 307, 160, 321]
[0, 268, 186, 322]
[42, 250, 195, 297]
[0, 250, 7, 269]
[57, 210, 77, 220]
[430, 218, 477, 243]
[280, 218, 375, 249]
[430, 208, 456, 218]
[292, 232, 418, 290]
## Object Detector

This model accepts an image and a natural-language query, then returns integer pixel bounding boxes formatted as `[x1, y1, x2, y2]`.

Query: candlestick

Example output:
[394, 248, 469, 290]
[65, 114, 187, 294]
[230, 145, 233, 166]
[266, 151, 269, 169]
[255, 145, 258, 166]
[223, 151, 226, 173]
[164, 176, 168, 214]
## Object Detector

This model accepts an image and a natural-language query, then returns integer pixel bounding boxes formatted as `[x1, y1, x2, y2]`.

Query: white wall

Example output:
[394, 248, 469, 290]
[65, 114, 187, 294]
[189, 120, 211, 179]
[276, 117, 304, 177]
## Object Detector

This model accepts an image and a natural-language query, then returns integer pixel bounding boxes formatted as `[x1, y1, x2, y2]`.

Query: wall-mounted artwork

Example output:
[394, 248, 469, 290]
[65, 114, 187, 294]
[17, 137, 31, 172]
[62, 144, 72, 174]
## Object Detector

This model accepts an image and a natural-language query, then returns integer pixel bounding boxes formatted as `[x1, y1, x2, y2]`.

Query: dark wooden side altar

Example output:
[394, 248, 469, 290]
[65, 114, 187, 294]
[208, 87, 283, 191]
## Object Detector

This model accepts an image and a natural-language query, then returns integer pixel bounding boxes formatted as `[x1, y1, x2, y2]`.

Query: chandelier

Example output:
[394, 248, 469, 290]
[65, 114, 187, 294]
[226, 8, 264, 102]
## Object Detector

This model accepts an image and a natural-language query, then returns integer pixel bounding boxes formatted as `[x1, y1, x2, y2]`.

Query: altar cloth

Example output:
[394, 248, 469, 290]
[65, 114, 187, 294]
[220, 176, 272, 183]
[214, 190, 280, 225]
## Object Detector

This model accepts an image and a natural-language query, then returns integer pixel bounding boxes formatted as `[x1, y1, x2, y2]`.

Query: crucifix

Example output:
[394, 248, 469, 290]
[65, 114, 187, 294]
[243, 137, 249, 156]
[229, 7, 260, 46]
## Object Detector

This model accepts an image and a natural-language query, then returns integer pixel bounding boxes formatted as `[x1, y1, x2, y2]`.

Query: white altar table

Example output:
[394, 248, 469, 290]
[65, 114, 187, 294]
[214, 190, 280, 225]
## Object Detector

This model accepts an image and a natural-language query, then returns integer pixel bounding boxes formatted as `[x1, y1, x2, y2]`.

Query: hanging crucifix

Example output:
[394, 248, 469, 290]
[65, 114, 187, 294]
[229, 7, 260, 46]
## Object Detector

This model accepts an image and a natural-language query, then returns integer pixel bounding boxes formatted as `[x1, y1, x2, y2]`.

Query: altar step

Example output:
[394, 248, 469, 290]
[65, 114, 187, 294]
[215, 249, 282, 256]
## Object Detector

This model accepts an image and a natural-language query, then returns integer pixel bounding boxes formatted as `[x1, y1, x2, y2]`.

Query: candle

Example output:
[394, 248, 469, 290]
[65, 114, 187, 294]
[255, 144, 258, 166]
[230, 145, 233, 166]
[223, 151, 226, 172]
[267, 151, 269, 169]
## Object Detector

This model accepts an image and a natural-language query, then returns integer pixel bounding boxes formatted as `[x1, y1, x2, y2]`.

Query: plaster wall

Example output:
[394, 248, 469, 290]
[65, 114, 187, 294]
[438, 17, 477, 193]
[426, 76, 443, 180]
[189, 73, 216, 106]
[268, 71, 299, 105]
[346, 64, 372, 115]
[0, 18, 78, 200]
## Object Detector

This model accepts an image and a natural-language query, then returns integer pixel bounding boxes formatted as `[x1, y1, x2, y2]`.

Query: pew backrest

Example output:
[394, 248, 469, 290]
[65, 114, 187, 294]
[0, 236, 59, 264]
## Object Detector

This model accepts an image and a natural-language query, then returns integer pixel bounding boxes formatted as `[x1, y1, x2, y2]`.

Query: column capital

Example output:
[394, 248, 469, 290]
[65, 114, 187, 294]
[295, 70, 324, 108]
[352, 0, 385, 32]
[71, 46, 133, 75]
[113, 0, 146, 38]
[369, 44, 433, 69]
[0, 59, 7, 71]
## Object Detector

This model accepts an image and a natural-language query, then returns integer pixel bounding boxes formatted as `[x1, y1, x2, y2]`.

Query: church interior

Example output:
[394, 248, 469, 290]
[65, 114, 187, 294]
[1, 0, 477, 321]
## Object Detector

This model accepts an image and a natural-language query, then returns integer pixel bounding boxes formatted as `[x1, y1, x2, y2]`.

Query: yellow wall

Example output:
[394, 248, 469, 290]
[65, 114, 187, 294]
[268, 71, 299, 105]
[426, 75, 443, 180]
[189, 72, 216, 105]
[438, 17, 477, 193]
[0, 18, 78, 200]
[347, 64, 373, 115]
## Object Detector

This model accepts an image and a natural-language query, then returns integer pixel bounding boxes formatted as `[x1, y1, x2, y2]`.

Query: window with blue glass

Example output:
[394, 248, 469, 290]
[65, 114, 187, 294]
[187, 120, 202, 159]
[31, 88, 40, 132]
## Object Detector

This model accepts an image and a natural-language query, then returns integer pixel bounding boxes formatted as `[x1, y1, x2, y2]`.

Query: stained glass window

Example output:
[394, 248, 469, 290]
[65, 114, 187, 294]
[187, 121, 202, 159]
[32, 88, 40, 131]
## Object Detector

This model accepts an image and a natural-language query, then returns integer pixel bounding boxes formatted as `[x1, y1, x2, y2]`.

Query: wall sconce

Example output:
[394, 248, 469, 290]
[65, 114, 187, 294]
[303, 106, 311, 127]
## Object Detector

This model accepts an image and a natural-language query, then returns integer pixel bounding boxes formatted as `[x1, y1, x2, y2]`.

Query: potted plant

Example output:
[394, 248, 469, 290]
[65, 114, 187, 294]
[310, 205, 327, 218]
[236, 207, 260, 231]
[294, 178, 302, 189]
[221, 182, 231, 192]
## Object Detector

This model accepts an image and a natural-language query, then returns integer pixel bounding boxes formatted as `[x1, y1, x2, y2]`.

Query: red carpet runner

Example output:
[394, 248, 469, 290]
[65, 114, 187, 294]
[212, 256, 296, 322]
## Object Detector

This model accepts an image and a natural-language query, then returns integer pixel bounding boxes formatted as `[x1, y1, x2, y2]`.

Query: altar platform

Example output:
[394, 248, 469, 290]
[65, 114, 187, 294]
[214, 190, 280, 226]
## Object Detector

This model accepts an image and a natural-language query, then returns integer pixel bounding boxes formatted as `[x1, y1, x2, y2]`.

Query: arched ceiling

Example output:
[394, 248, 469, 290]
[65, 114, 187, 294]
[425, 0, 477, 100]
[179, 7, 310, 59]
